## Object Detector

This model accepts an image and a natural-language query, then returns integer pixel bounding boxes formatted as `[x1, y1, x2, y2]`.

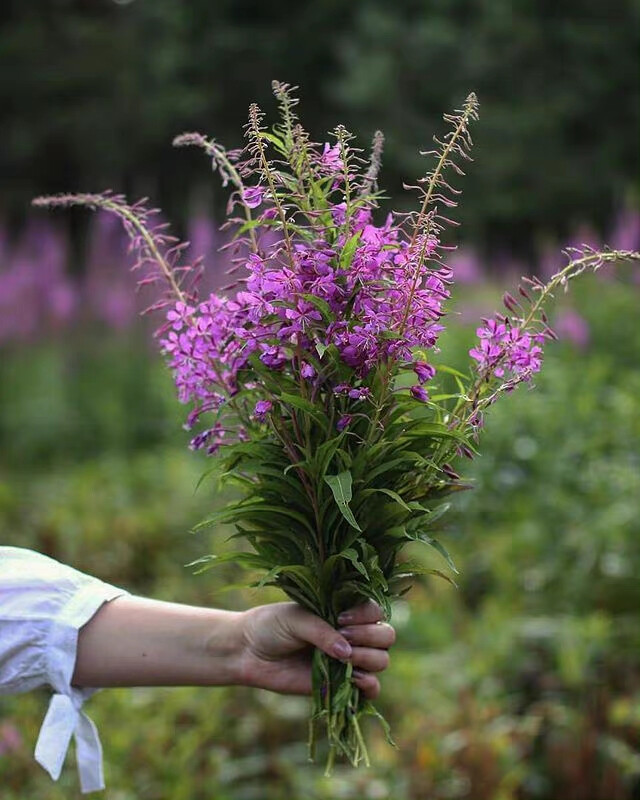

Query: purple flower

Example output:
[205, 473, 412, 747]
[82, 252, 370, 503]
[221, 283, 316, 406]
[259, 345, 288, 369]
[555, 309, 589, 349]
[331, 202, 347, 226]
[469, 317, 546, 381]
[410, 385, 429, 402]
[242, 186, 264, 209]
[189, 424, 225, 455]
[319, 143, 344, 174]
[477, 318, 506, 341]
[413, 361, 436, 384]
[253, 400, 273, 421]
[152, 140, 464, 443]
[300, 362, 316, 380]
[167, 301, 194, 331]
[337, 414, 352, 432]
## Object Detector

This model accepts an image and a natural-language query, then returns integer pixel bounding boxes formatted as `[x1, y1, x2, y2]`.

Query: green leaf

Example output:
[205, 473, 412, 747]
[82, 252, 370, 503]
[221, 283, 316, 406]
[435, 364, 468, 380]
[407, 502, 451, 529]
[339, 231, 362, 269]
[321, 547, 370, 586]
[280, 392, 328, 431]
[301, 293, 333, 322]
[361, 701, 397, 747]
[401, 421, 472, 445]
[259, 131, 287, 153]
[435, 364, 469, 395]
[338, 547, 369, 579]
[366, 455, 420, 483]
[225, 461, 309, 503]
[252, 564, 286, 589]
[313, 434, 346, 480]
[331, 666, 355, 710]
[429, 393, 464, 402]
[185, 552, 269, 574]
[324, 471, 362, 531]
[311, 648, 329, 723]
[362, 487, 413, 512]
[393, 562, 458, 587]
[253, 564, 322, 610]
[236, 216, 280, 234]
[283, 459, 310, 476]
[412, 534, 459, 574]
[195, 500, 316, 537]
[192, 462, 223, 494]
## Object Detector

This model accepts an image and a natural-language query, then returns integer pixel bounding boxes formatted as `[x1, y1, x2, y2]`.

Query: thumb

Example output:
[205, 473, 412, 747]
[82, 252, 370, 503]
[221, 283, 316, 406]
[285, 607, 352, 661]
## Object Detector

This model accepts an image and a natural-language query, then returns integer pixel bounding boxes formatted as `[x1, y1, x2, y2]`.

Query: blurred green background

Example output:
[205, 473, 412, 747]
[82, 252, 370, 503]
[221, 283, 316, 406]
[1, 2, 640, 799]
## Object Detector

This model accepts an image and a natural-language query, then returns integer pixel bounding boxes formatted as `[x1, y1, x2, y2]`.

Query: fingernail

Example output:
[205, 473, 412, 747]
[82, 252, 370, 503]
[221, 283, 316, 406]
[332, 640, 352, 660]
[337, 612, 354, 625]
[337, 627, 353, 640]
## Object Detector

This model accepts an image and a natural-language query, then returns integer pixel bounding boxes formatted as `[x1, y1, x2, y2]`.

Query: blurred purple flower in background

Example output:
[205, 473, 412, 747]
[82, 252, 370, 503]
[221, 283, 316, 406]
[610, 206, 640, 251]
[0, 721, 23, 756]
[448, 247, 483, 284]
[187, 214, 218, 269]
[0, 219, 77, 344]
[85, 211, 139, 330]
[554, 309, 590, 349]
[610, 207, 640, 285]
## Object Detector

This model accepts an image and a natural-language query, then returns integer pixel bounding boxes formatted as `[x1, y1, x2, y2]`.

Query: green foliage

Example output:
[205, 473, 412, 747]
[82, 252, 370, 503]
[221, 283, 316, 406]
[0, 334, 181, 468]
[444, 280, 640, 619]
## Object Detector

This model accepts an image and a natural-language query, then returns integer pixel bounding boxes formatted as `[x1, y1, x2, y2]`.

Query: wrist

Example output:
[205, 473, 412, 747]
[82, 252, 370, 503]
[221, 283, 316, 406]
[201, 608, 247, 687]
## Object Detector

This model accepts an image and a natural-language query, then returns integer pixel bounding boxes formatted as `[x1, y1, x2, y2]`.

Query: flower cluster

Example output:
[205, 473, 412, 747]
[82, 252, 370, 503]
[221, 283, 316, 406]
[469, 317, 545, 380]
[160, 183, 449, 450]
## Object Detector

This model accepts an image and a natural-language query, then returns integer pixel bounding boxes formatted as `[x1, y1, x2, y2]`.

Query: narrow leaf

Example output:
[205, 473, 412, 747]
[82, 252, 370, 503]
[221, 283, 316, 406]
[324, 471, 362, 531]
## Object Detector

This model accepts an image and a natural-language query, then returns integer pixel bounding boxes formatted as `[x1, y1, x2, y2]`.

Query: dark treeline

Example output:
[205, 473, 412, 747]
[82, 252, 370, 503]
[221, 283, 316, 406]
[1, 0, 638, 256]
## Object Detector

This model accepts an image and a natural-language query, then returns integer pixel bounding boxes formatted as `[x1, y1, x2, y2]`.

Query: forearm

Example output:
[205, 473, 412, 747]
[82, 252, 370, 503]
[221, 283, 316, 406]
[72, 595, 245, 688]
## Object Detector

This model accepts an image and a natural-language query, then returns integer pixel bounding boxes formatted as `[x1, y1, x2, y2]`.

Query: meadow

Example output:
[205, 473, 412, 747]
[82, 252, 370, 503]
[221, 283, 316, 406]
[1, 224, 639, 798]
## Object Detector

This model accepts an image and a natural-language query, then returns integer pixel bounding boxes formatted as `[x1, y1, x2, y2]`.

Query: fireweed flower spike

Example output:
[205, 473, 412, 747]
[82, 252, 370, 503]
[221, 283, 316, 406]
[33, 83, 640, 773]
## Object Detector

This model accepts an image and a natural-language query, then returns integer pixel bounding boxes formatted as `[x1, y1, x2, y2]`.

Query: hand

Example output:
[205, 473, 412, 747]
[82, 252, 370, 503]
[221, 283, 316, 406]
[238, 599, 395, 699]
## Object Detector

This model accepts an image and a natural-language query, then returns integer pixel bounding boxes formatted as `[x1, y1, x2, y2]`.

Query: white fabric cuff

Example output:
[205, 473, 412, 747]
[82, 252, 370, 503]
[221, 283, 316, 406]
[35, 582, 128, 793]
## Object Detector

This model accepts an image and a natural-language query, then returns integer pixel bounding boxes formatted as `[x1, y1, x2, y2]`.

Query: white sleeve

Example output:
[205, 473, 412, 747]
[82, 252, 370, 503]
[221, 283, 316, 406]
[0, 546, 130, 793]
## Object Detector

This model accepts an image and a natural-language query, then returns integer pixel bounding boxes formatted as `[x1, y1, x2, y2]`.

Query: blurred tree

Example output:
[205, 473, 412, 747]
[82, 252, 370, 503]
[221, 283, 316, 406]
[0, 0, 638, 254]
[329, 0, 640, 252]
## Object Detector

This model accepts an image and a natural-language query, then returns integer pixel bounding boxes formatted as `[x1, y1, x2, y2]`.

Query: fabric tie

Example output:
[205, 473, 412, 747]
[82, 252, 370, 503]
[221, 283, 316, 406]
[35, 693, 105, 793]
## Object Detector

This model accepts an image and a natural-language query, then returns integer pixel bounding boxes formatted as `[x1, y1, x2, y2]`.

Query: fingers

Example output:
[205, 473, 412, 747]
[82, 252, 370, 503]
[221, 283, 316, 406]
[349, 646, 390, 673]
[283, 606, 353, 662]
[337, 602, 392, 700]
[279, 601, 395, 703]
[274, 602, 391, 701]
[337, 599, 384, 626]
[338, 622, 396, 649]
[352, 669, 381, 699]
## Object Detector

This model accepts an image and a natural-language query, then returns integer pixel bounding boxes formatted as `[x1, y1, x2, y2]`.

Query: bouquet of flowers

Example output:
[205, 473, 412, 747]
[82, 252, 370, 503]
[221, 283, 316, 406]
[34, 82, 639, 773]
